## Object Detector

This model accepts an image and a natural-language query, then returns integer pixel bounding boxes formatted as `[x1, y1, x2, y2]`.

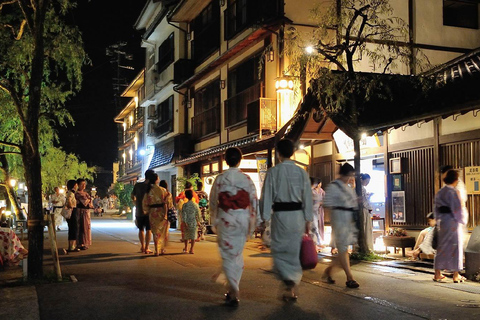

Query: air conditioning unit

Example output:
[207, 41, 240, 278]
[147, 121, 156, 136]
[147, 104, 157, 119]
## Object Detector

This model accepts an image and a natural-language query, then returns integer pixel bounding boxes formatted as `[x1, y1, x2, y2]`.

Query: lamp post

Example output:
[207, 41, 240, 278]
[275, 76, 295, 128]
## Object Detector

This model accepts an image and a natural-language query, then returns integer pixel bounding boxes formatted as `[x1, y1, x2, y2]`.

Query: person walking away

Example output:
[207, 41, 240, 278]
[260, 139, 313, 301]
[65, 180, 80, 252]
[433, 169, 466, 283]
[322, 163, 360, 288]
[210, 147, 258, 307]
[143, 172, 168, 256]
[160, 180, 175, 228]
[50, 187, 66, 231]
[310, 177, 323, 250]
[181, 190, 201, 254]
[131, 169, 155, 254]
[75, 179, 93, 250]
[196, 181, 209, 241]
[360, 174, 374, 252]
[176, 181, 199, 241]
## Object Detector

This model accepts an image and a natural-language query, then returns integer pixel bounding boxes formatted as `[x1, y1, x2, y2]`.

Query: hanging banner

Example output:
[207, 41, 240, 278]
[465, 166, 480, 194]
[256, 155, 268, 190]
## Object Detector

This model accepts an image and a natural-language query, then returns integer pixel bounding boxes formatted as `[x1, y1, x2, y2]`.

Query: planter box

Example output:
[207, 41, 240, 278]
[383, 236, 415, 257]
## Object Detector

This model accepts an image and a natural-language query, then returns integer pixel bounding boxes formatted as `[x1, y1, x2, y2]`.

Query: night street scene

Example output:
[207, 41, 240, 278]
[2, 1, 480, 319]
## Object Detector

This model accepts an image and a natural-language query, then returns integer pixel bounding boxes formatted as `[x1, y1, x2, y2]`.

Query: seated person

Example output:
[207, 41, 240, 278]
[408, 212, 436, 259]
[0, 211, 28, 266]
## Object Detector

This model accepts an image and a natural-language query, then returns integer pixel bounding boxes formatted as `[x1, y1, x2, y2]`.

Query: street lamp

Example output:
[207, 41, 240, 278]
[9, 179, 16, 188]
[305, 46, 315, 54]
[275, 76, 295, 127]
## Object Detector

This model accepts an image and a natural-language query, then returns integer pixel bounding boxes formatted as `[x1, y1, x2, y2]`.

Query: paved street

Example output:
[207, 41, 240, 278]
[3, 213, 480, 320]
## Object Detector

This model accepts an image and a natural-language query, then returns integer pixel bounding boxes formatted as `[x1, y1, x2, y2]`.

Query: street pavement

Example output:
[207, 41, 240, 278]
[2, 212, 480, 320]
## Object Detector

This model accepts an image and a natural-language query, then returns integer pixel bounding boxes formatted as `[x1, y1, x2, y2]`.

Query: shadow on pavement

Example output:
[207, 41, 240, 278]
[263, 303, 322, 320]
[57, 253, 148, 266]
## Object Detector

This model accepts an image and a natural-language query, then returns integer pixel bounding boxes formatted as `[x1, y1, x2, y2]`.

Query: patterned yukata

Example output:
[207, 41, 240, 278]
[143, 184, 169, 252]
[434, 185, 465, 272]
[323, 179, 358, 254]
[311, 187, 325, 246]
[50, 193, 66, 228]
[181, 200, 201, 240]
[260, 160, 312, 286]
[0, 227, 28, 266]
[210, 167, 258, 293]
[75, 190, 92, 247]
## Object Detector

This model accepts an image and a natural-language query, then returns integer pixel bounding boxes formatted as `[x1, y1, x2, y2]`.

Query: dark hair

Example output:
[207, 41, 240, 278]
[426, 212, 434, 220]
[197, 181, 203, 190]
[225, 147, 242, 167]
[360, 173, 371, 181]
[185, 189, 193, 200]
[318, 178, 322, 184]
[159, 180, 168, 191]
[77, 178, 86, 185]
[276, 139, 295, 158]
[310, 177, 319, 186]
[443, 169, 458, 185]
[440, 165, 453, 174]
[185, 181, 193, 189]
[144, 169, 155, 178]
[67, 180, 77, 191]
[339, 163, 355, 176]
[146, 173, 159, 193]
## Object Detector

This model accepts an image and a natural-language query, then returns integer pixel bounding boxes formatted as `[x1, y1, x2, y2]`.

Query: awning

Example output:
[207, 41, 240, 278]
[149, 140, 175, 169]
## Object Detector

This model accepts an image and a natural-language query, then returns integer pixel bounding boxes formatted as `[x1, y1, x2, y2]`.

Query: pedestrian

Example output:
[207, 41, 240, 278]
[102, 196, 109, 213]
[433, 169, 466, 283]
[260, 139, 313, 301]
[50, 187, 66, 231]
[360, 173, 373, 251]
[176, 181, 199, 241]
[143, 172, 168, 256]
[180, 190, 201, 254]
[310, 177, 325, 250]
[196, 181, 208, 241]
[131, 169, 154, 254]
[75, 178, 93, 250]
[159, 180, 175, 221]
[322, 163, 360, 288]
[65, 180, 80, 252]
[209, 147, 258, 307]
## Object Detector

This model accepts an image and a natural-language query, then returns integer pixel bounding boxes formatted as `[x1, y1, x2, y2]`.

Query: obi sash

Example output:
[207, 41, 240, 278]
[218, 190, 250, 212]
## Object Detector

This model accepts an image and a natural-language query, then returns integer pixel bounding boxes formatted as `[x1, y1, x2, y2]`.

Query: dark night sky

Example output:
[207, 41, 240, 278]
[58, 0, 146, 169]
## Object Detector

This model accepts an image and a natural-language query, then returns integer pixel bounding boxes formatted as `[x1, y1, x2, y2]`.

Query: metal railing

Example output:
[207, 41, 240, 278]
[192, 105, 220, 140]
[225, 83, 262, 128]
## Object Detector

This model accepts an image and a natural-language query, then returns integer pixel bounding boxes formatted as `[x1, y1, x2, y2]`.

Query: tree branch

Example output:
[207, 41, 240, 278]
[0, 140, 21, 149]
[17, 0, 34, 34]
[315, 46, 347, 71]
[3, 19, 27, 40]
[0, 81, 34, 151]
[0, 151, 22, 155]
[0, 0, 18, 10]
[350, 12, 369, 57]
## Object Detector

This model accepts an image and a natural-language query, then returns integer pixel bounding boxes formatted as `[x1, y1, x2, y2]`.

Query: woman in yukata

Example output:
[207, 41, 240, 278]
[75, 179, 93, 250]
[360, 173, 373, 251]
[210, 147, 258, 307]
[433, 169, 466, 283]
[181, 189, 201, 254]
[143, 172, 168, 256]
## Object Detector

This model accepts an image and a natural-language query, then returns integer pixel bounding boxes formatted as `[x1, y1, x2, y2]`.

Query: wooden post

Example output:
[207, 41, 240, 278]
[47, 214, 62, 281]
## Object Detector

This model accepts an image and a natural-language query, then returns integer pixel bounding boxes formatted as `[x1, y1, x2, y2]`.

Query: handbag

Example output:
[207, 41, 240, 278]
[60, 207, 72, 219]
[167, 207, 177, 224]
[300, 234, 318, 270]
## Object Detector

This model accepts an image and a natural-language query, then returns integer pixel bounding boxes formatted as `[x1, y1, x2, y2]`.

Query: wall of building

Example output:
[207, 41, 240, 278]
[388, 122, 434, 145]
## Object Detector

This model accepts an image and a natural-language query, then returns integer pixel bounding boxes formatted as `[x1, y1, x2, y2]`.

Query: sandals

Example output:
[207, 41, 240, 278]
[144, 249, 153, 254]
[433, 276, 447, 283]
[346, 280, 360, 288]
[321, 273, 336, 284]
[454, 276, 467, 283]
[182, 249, 187, 253]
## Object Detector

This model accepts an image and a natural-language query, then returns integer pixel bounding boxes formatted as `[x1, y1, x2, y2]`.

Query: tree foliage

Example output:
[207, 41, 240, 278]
[113, 182, 133, 210]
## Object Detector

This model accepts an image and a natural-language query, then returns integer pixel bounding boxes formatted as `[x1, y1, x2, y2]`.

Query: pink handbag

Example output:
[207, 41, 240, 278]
[300, 234, 318, 270]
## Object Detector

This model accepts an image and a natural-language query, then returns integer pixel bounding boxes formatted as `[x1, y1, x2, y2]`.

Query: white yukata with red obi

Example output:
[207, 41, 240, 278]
[210, 167, 258, 293]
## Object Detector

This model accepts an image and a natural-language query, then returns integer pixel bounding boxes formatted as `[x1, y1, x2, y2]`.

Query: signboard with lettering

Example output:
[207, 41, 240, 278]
[465, 166, 480, 194]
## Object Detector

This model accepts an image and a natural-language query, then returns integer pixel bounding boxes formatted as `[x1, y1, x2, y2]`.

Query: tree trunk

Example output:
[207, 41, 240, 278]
[354, 137, 368, 254]
[23, 0, 50, 280]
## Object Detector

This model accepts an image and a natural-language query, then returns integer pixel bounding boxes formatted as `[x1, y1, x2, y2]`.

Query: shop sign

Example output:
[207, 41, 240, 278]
[256, 155, 268, 189]
[392, 191, 406, 223]
[465, 166, 480, 194]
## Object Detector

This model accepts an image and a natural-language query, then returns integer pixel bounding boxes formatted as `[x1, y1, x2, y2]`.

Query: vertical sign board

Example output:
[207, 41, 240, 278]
[392, 191, 406, 223]
[465, 166, 480, 194]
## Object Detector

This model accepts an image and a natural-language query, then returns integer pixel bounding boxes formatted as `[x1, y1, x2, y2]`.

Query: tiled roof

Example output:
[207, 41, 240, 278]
[149, 140, 175, 169]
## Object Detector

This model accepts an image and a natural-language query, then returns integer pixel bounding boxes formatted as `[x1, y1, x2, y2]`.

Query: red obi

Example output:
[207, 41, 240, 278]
[218, 190, 250, 212]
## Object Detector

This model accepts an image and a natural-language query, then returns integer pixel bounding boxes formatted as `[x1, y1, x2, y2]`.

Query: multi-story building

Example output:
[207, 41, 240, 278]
[114, 70, 145, 185]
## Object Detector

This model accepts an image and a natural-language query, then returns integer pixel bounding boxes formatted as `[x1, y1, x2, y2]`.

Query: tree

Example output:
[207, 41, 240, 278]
[283, 0, 431, 253]
[0, 0, 86, 279]
[41, 147, 96, 194]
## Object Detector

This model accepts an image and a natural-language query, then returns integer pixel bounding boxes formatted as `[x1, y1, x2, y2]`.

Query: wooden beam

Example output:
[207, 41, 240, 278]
[301, 133, 333, 140]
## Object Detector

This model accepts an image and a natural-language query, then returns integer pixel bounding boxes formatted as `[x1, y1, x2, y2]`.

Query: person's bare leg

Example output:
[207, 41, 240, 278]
[138, 230, 145, 252]
[144, 230, 152, 253]
[153, 234, 159, 255]
[189, 239, 195, 253]
[434, 269, 444, 280]
[338, 252, 354, 281]
[183, 240, 188, 252]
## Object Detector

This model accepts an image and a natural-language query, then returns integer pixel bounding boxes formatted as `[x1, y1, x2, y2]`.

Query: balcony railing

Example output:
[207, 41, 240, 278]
[192, 105, 220, 140]
[224, 83, 263, 128]
[154, 119, 173, 137]
[224, 0, 284, 40]
[192, 22, 220, 65]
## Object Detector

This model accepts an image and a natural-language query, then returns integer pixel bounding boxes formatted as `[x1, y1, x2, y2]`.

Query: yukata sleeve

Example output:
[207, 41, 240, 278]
[450, 189, 464, 224]
[260, 169, 274, 222]
[302, 170, 313, 222]
[247, 175, 259, 233]
[142, 191, 150, 215]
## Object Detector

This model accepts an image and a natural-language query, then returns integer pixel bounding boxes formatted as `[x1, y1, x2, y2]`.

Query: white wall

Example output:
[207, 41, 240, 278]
[388, 121, 434, 145]
[441, 110, 480, 136]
